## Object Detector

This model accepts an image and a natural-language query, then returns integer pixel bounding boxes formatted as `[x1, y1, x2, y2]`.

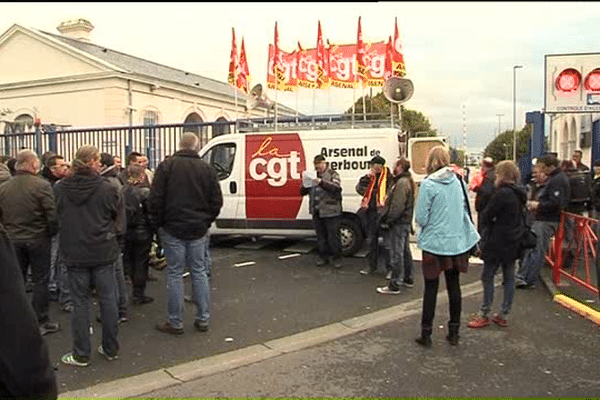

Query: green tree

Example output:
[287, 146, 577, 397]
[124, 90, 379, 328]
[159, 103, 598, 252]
[484, 124, 532, 162]
[449, 146, 466, 168]
[345, 92, 437, 137]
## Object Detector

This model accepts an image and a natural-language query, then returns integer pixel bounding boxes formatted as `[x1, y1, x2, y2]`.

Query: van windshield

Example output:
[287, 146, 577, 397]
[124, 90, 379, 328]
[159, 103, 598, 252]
[201, 143, 236, 180]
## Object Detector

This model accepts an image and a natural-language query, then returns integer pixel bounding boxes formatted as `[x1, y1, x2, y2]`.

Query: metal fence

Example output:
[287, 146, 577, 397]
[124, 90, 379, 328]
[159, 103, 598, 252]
[0, 120, 236, 170]
[0, 113, 401, 169]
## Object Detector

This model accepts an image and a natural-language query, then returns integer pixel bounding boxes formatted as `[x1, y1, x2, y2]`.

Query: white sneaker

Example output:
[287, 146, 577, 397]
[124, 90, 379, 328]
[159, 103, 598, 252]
[376, 286, 401, 295]
[98, 346, 118, 361]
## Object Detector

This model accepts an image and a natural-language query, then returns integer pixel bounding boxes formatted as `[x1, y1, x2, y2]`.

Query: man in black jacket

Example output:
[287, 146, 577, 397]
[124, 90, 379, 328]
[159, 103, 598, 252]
[0, 149, 60, 336]
[0, 221, 57, 399]
[55, 145, 122, 366]
[149, 132, 223, 334]
[42, 154, 72, 312]
[516, 155, 570, 289]
[356, 155, 392, 276]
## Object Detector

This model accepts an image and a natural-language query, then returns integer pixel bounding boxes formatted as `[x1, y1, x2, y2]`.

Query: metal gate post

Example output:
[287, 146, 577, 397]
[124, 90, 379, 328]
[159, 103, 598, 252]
[47, 125, 57, 153]
[523, 111, 546, 184]
[553, 212, 566, 285]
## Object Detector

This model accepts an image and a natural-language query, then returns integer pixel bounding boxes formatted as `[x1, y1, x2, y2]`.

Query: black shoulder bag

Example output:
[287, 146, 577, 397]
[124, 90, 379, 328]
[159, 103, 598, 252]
[456, 173, 481, 257]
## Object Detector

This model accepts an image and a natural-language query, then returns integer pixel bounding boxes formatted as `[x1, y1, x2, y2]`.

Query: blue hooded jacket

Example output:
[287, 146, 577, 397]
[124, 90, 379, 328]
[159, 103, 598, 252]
[415, 166, 480, 256]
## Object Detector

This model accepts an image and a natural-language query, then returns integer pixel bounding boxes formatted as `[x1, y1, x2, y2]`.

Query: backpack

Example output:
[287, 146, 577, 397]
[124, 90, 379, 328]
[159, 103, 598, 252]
[123, 184, 143, 229]
[567, 170, 591, 203]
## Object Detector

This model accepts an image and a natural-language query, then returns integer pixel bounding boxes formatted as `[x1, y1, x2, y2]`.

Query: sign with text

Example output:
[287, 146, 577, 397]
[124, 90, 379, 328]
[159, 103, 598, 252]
[545, 53, 600, 113]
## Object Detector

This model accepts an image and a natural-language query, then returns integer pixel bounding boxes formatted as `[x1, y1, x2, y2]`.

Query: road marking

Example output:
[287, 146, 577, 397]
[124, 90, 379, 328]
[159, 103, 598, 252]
[278, 253, 301, 260]
[233, 261, 256, 268]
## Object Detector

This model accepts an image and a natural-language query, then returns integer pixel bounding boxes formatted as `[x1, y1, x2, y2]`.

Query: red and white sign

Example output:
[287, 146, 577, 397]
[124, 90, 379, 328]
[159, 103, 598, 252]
[545, 53, 600, 113]
[245, 134, 306, 219]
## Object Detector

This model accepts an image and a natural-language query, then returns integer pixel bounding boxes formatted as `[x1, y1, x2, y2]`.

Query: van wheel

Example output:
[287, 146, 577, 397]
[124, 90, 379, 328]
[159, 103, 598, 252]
[339, 216, 364, 256]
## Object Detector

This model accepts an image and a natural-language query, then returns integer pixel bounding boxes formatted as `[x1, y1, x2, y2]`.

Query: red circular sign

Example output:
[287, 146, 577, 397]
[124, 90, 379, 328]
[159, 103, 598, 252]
[584, 69, 600, 92]
[555, 68, 581, 93]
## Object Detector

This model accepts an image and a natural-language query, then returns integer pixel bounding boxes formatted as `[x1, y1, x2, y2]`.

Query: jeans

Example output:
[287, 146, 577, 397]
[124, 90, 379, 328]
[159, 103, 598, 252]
[12, 237, 52, 323]
[113, 255, 128, 315]
[480, 260, 515, 317]
[387, 223, 412, 291]
[313, 215, 342, 261]
[50, 234, 71, 305]
[517, 220, 557, 285]
[49, 235, 59, 293]
[67, 262, 119, 359]
[421, 268, 461, 334]
[160, 229, 211, 329]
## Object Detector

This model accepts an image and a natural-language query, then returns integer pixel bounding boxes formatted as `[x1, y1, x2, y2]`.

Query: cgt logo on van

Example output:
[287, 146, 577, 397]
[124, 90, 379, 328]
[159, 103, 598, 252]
[246, 134, 306, 219]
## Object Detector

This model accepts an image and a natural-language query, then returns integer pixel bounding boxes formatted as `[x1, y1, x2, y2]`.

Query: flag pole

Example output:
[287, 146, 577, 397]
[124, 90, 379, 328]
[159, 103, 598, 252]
[362, 83, 366, 121]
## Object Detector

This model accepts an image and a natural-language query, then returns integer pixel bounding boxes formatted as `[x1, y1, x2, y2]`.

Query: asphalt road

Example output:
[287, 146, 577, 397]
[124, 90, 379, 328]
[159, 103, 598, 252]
[51, 235, 485, 394]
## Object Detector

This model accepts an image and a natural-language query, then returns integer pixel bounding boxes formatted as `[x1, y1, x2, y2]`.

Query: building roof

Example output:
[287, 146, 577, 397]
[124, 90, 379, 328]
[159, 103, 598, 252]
[36, 28, 297, 114]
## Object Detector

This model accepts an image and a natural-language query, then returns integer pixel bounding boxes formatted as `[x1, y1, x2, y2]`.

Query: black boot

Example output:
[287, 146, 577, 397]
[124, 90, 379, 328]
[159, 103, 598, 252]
[415, 327, 432, 347]
[446, 323, 460, 346]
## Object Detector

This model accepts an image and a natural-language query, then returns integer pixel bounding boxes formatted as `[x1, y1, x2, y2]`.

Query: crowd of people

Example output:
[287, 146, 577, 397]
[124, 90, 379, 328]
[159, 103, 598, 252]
[0, 132, 222, 396]
[303, 146, 596, 348]
[0, 136, 596, 396]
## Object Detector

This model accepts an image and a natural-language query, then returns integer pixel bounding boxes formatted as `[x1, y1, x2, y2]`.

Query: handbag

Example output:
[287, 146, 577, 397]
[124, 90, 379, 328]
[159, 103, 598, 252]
[519, 204, 537, 250]
[456, 174, 481, 257]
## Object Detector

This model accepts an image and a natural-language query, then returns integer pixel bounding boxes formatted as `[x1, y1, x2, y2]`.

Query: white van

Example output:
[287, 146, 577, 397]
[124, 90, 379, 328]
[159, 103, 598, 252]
[199, 119, 446, 255]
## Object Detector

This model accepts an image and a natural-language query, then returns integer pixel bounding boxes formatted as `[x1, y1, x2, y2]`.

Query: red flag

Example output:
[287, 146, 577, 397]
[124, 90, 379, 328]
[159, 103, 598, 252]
[237, 37, 250, 93]
[356, 16, 368, 85]
[384, 35, 393, 81]
[392, 17, 406, 77]
[316, 20, 329, 89]
[228, 27, 238, 87]
[273, 22, 286, 90]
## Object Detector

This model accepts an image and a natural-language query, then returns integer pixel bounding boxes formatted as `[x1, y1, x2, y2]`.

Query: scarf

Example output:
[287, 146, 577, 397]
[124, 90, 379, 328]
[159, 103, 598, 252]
[361, 167, 388, 209]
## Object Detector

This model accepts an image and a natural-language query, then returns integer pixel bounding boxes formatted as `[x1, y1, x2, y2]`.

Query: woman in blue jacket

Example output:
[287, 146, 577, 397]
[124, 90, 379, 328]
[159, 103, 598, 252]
[414, 146, 480, 347]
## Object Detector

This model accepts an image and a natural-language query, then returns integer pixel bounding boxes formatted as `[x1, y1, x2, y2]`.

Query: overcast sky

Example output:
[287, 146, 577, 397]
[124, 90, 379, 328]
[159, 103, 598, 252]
[1, 2, 600, 151]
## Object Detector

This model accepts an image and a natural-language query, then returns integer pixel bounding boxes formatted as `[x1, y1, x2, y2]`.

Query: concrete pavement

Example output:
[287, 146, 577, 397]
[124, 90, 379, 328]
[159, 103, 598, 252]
[57, 240, 600, 398]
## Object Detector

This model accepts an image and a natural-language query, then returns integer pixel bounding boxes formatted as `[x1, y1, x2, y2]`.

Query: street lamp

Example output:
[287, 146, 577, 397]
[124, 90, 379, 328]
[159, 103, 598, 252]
[513, 65, 523, 161]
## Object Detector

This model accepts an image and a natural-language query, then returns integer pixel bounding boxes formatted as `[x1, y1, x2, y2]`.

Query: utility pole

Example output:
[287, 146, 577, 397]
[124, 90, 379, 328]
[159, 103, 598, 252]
[462, 104, 467, 167]
[496, 113, 504, 138]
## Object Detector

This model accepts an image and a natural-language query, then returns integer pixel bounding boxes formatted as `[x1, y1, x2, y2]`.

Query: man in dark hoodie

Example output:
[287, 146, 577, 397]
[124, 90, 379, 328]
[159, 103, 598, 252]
[55, 145, 122, 367]
[516, 154, 570, 289]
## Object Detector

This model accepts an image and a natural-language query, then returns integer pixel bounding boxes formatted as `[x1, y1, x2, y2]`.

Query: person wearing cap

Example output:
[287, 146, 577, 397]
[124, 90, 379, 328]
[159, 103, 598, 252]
[356, 155, 392, 276]
[300, 155, 343, 268]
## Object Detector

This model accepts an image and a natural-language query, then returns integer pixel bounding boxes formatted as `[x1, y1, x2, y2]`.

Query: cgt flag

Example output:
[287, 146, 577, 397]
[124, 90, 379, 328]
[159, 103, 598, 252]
[237, 37, 250, 94]
[316, 20, 330, 89]
[228, 27, 238, 87]
[356, 16, 369, 86]
[392, 17, 406, 77]
[273, 22, 286, 90]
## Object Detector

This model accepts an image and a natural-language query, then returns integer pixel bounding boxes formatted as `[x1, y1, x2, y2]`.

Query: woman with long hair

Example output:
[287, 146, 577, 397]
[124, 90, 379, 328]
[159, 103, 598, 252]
[414, 146, 479, 347]
[468, 160, 526, 328]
